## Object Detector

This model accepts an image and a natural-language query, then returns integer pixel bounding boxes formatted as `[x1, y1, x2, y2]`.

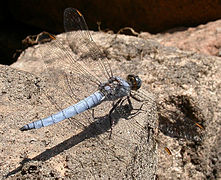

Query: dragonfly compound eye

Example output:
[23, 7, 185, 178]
[127, 74, 142, 91]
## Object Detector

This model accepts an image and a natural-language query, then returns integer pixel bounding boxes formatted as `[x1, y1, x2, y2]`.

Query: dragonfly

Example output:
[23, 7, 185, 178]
[20, 8, 145, 132]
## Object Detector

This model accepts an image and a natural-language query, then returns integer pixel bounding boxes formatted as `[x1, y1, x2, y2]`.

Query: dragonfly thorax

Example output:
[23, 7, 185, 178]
[99, 76, 131, 101]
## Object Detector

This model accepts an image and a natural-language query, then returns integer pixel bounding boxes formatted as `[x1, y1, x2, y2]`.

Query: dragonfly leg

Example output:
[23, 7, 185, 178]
[130, 93, 144, 102]
[108, 98, 123, 139]
[119, 96, 130, 106]
[124, 96, 146, 119]
[91, 109, 96, 120]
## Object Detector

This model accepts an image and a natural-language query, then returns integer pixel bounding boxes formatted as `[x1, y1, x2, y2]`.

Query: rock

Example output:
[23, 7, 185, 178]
[141, 19, 221, 57]
[1, 32, 158, 179]
[1, 31, 220, 179]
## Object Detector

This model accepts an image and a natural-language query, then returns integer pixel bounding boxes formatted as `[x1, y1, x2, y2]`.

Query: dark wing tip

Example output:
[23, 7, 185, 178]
[20, 126, 28, 131]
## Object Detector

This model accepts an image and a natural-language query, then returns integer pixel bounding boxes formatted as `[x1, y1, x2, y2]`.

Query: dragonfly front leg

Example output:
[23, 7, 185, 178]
[108, 98, 123, 139]
[124, 95, 146, 119]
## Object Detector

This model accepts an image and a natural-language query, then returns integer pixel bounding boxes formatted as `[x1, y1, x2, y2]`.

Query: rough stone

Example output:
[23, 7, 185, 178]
[0, 31, 220, 179]
[1, 32, 158, 179]
[141, 19, 221, 57]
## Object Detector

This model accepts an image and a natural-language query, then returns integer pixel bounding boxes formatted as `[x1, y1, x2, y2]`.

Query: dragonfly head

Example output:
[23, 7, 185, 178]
[127, 74, 142, 91]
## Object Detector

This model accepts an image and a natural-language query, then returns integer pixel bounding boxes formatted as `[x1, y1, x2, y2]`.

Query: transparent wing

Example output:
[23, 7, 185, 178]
[37, 32, 101, 86]
[29, 7, 114, 136]
[14, 8, 158, 178]
[25, 28, 103, 132]
[33, 37, 158, 158]
[63, 7, 113, 81]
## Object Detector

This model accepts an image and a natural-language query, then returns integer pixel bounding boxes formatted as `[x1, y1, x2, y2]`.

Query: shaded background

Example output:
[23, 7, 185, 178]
[1, 0, 221, 65]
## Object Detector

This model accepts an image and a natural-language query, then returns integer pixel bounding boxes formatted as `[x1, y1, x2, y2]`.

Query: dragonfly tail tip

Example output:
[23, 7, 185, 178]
[20, 126, 28, 131]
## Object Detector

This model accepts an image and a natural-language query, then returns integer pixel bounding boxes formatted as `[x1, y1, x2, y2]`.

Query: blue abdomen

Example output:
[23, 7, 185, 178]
[20, 91, 104, 131]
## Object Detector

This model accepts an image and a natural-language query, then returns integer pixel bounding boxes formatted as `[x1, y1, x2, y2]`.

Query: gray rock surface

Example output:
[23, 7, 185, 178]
[1, 31, 221, 179]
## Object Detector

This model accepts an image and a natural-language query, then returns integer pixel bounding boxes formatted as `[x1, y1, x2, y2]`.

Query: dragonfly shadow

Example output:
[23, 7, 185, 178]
[5, 103, 133, 178]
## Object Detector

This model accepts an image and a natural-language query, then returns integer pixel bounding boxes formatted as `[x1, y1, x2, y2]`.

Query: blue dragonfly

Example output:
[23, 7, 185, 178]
[20, 8, 145, 132]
